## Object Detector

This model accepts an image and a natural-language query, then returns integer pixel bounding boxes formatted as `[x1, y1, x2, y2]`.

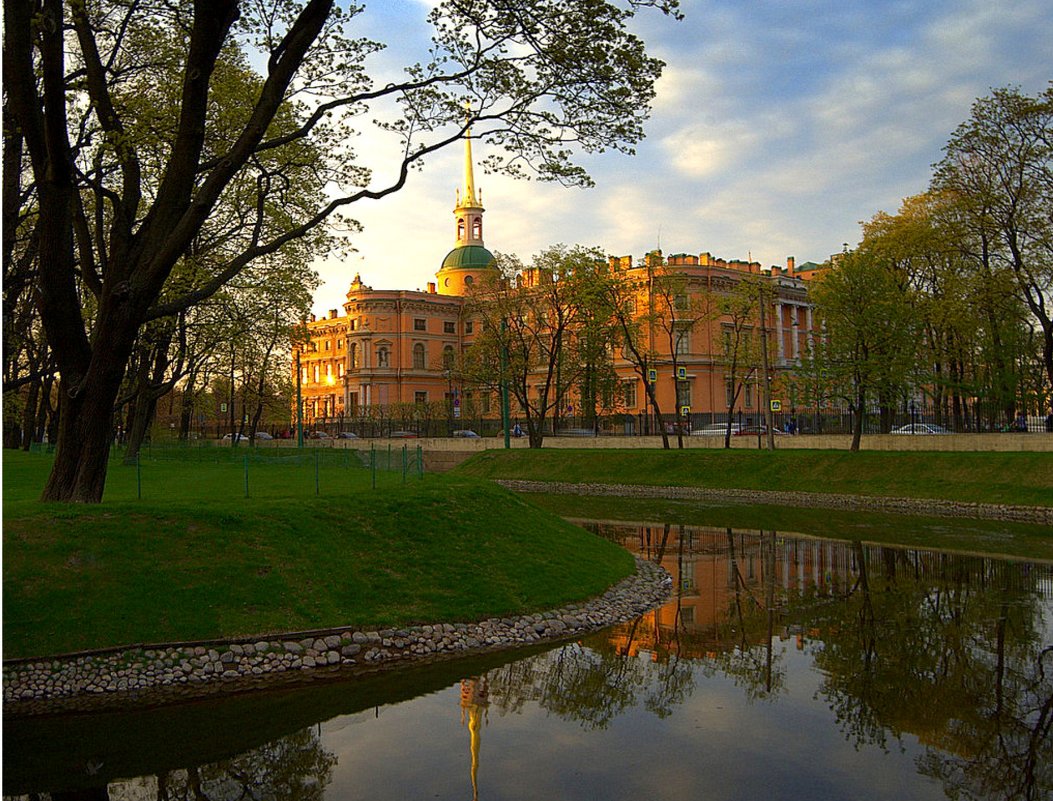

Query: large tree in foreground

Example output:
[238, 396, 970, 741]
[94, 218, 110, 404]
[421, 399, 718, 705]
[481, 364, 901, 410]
[932, 85, 1053, 397]
[3, 0, 677, 501]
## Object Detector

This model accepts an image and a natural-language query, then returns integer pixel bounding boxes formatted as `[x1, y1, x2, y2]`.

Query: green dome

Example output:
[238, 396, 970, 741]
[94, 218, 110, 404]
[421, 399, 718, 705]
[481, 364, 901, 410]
[440, 245, 495, 271]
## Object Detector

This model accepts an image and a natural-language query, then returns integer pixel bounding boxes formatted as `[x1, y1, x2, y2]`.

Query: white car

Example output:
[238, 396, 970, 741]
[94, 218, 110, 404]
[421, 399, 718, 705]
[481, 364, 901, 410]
[691, 423, 741, 436]
[890, 423, 949, 435]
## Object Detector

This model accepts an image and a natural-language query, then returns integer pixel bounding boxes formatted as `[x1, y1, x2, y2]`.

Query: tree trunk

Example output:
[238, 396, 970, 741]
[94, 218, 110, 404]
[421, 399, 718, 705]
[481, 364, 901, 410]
[20, 379, 39, 450]
[123, 391, 158, 464]
[42, 379, 119, 502]
[850, 386, 865, 452]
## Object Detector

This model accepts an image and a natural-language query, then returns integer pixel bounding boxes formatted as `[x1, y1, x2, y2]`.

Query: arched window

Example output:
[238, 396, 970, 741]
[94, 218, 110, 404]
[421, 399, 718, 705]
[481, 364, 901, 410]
[413, 342, 426, 370]
[457, 219, 465, 241]
[472, 218, 482, 240]
[376, 346, 389, 368]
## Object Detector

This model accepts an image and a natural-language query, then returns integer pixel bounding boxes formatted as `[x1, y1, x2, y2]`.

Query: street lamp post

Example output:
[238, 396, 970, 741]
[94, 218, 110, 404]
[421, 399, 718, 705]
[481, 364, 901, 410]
[295, 348, 304, 448]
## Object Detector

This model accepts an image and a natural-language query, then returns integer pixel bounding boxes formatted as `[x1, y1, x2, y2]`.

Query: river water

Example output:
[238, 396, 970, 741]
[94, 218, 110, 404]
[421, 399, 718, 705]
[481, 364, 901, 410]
[5, 521, 1052, 800]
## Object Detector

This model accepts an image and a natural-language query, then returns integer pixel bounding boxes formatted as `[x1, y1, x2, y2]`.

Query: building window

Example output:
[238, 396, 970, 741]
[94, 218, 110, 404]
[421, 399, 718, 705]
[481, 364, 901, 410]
[464, 275, 474, 286]
[325, 340, 330, 351]
[313, 365, 320, 383]
[444, 320, 456, 334]
[350, 319, 358, 331]
[414, 318, 426, 332]
[337, 339, 343, 349]
[623, 381, 637, 409]
[744, 383, 753, 408]
[676, 380, 691, 409]
[457, 220, 465, 240]
[481, 393, 491, 414]
[472, 219, 482, 240]
[413, 342, 426, 369]
[465, 321, 474, 334]
[675, 326, 690, 356]
[338, 363, 345, 378]
[725, 379, 735, 408]
[415, 391, 427, 405]
[302, 367, 309, 385]
[442, 345, 455, 370]
[376, 346, 389, 368]
[350, 343, 358, 369]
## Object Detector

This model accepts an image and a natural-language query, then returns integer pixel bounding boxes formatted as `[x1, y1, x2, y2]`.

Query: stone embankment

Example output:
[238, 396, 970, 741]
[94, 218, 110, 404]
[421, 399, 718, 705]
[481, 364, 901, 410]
[497, 480, 1053, 526]
[3, 558, 670, 715]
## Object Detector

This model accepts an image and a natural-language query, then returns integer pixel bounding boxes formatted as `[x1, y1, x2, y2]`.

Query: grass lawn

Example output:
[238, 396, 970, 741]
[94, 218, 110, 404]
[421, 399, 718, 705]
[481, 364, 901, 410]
[2, 449, 634, 659]
[523, 493, 1053, 561]
[456, 448, 1053, 507]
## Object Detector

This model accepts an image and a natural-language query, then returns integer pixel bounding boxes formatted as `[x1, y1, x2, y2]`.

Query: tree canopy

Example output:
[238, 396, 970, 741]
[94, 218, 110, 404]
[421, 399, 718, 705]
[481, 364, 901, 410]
[2, 0, 679, 501]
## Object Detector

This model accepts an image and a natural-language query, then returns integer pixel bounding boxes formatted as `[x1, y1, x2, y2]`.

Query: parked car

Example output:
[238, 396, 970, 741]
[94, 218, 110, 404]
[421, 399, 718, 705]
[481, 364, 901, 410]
[451, 429, 480, 438]
[221, 433, 246, 442]
[733, 426, 781, 437]
[306, 430, 332, 439]
[389, 430, 419, 438]
[691, 423, 741, 436]
[253, 431, 274, 440]
[337, 431, 360, 439]
[890, 423, 949, 435]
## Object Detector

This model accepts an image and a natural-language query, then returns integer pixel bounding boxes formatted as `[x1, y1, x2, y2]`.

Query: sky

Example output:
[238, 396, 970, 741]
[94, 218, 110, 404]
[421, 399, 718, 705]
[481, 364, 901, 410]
[309, 0, 1052, 315]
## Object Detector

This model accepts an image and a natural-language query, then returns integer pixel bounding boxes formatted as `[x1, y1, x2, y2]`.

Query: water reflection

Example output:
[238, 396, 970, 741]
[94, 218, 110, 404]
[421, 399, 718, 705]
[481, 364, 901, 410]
[5, 524, 1051, 801]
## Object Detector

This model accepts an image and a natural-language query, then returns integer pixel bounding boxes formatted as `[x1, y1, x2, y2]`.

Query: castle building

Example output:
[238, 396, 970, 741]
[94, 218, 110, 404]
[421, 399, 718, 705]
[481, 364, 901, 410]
[296, 131, 496, 426]
[295, 134, 824, 432]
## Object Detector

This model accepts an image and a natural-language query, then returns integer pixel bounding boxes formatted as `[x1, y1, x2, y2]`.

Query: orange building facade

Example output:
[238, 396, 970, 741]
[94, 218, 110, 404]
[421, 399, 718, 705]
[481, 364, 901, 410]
[296, 136, 827, 431]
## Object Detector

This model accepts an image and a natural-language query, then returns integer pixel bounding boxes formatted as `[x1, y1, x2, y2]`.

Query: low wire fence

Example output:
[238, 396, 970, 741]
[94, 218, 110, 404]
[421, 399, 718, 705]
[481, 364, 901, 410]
[20, 442, 426, 501]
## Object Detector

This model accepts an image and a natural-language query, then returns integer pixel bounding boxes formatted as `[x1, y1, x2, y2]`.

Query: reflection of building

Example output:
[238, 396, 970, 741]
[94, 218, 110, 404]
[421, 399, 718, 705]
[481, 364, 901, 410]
[460, 676, 489, 801]
[593, 525, 862, 660]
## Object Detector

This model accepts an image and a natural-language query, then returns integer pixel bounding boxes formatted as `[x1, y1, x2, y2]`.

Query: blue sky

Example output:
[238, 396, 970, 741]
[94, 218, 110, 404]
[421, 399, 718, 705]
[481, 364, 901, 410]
[310, 0, 1052, 314]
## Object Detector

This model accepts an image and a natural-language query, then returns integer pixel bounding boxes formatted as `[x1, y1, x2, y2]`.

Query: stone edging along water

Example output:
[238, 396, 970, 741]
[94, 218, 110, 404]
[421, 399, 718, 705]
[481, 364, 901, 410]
[2, 557, 671, 716]
[497, 480, 1053, 526]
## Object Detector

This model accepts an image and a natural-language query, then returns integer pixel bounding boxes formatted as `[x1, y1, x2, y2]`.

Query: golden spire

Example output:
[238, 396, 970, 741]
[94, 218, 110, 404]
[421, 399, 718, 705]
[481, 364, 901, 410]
[462, 130, 479, 209]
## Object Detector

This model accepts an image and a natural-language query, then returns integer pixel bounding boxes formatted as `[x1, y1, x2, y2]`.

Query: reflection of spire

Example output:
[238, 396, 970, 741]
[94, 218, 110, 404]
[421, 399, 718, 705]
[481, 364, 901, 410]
[460, 676, 489, 801]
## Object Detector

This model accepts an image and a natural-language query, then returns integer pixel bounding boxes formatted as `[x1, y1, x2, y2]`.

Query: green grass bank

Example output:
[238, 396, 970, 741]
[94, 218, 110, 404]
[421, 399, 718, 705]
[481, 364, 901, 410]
[2, 450, 634, 660]
[456, 448, 1053, 507]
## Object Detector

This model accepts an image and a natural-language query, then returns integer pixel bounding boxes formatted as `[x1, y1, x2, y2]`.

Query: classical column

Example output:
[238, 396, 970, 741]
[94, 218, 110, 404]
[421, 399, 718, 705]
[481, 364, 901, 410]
[775, 302, 785, 363]
[792, 304, 801, 361]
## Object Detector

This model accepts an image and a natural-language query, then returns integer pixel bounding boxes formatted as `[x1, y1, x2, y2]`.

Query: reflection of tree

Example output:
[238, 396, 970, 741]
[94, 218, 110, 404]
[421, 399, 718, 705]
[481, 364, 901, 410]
[790, 549, 1052, 800]
[482, 616, 693, 730]
[152, 727, 335, 800]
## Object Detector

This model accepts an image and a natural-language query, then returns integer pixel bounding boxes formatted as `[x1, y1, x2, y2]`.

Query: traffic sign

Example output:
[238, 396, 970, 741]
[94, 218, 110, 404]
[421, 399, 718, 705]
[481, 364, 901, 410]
[676, 366, 687, 380]
[647, 368, 657, 383]
[770, 399, 782, 412]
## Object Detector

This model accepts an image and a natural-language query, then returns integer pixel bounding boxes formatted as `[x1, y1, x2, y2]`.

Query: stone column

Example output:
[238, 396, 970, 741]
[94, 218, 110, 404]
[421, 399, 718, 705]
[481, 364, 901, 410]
[775, 302, 785, 363]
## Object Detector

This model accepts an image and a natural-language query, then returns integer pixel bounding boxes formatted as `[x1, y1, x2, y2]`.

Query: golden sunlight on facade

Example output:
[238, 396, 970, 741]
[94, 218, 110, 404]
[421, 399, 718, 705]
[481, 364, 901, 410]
[295, 135, 826, 430]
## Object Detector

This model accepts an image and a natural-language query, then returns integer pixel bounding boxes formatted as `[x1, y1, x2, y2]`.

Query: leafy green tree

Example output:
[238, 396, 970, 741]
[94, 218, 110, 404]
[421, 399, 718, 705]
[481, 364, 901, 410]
[932, 85, 1053, 408]
[647, 255, 719, 448]
[3, 0, 678, 501]
[463, 245, 614, 447]
[810, 249, 917, 450]
[718, 275, 763, 447]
